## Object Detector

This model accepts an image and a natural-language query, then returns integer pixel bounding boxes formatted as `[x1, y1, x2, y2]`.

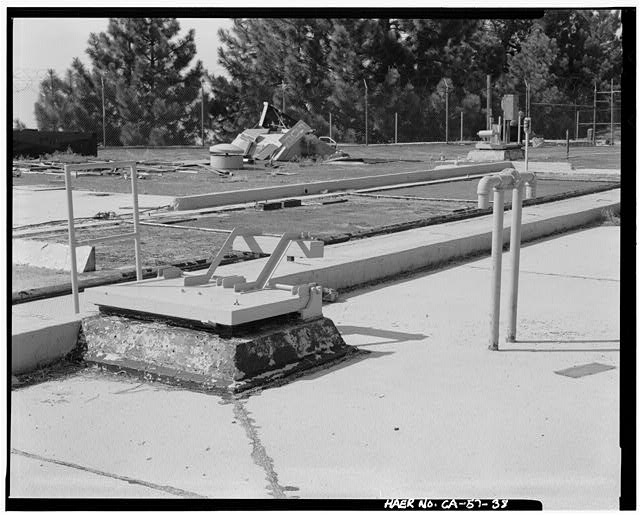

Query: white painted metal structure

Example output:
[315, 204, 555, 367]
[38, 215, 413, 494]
[85, 230, 326, 326]
[64, 161, 142, 314]
[477, 143, 535, 350]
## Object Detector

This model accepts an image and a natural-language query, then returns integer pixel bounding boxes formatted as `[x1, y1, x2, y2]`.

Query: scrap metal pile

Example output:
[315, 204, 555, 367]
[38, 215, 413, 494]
[216, 102, 341, 163]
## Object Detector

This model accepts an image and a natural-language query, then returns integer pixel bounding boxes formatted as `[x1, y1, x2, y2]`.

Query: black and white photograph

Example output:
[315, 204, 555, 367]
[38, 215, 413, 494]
[7, 5, 634, 510]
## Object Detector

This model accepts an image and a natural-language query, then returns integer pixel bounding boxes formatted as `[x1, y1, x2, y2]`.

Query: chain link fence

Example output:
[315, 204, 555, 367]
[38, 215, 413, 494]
[13, 69, 622, 148]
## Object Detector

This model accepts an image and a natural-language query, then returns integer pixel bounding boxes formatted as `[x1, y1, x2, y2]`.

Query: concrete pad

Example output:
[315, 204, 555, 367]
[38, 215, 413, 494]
[13, 238, 95, 272]
[10, 374, 270, 498]
[9, 452, 182, 498]
[243, 226, 619, 507]
[511, 161, 574, 174]
[467, 149, 524, 161]
[9, 226, 619, 504]
[13, 187, 173, 227]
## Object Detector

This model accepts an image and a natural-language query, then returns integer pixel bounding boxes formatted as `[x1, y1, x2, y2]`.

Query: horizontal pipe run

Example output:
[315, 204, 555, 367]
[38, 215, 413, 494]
[77, 231, 139, 246]
[64, 161, 136, 171]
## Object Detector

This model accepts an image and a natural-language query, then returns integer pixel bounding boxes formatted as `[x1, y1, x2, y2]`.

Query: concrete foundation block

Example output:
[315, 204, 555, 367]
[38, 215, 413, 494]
[80, 314, 356, 392]
[13, 238, 95, 272]
[467, 149, 524, 162]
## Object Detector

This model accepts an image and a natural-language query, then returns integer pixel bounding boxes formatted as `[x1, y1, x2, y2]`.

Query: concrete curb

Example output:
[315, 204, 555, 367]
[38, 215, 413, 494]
[172, 161, 510, 210]
[13, 239, 95, 272]
[11, 189, 620, 376]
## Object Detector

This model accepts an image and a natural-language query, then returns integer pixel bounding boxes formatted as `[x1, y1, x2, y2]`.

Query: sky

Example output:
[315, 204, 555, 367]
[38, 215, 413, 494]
[12, 17, 233, 128]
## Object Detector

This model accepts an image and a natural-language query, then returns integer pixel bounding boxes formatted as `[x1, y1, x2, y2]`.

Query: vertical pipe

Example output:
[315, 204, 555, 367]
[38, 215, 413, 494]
[489, 187, 505, 351]
[506, 183, 523, 342]
[395, 112, 398, 144]
[486, 75, 491, 130]
[64, 165, 80, 314]
[130, 164, 143, 281]
[610, 77, 614, 145]
[517, 112, 521, 145]
[329, 112, 332, 141]
[576, 109, 580, 140]
[282, 80, 286, 113]
[566, 129, 570, 159]
[101, 75, 106, 148]
[524, 121, 530, 177]
[592, 81, 597, 145]
[460, 111, 464, 142]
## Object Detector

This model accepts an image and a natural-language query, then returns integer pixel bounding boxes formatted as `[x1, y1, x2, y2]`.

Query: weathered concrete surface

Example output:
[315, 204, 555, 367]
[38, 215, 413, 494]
[13, 238, 95, 272]
[10, 226, 620, 506]
[81, 315, 354, 392]
[11, 189, 619, 376]
[12, 186, 173, 228]
[172, 161, 510, 211]
[467, 148, 524, 161]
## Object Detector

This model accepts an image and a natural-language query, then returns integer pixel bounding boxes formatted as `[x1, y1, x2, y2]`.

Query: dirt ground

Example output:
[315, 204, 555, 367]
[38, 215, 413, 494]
[11, 142, 620, 295]
[12, 143, 621, 197]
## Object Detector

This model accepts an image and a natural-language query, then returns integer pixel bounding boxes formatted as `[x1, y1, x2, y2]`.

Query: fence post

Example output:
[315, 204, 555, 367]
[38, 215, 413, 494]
[566, 129, 570, 159]
[445, 80, 449, 144]
[201, 81, 205, 147]
[610, 78, 614, 145]
[460, 111, 464, 142]
[364, 79, 368, 146]
[329, 112, 332, 141]
[395, 112, 398, 144]
[576, 110, 580, 140]
[101, 75, 106, 148]
[592, 81, 597, 145]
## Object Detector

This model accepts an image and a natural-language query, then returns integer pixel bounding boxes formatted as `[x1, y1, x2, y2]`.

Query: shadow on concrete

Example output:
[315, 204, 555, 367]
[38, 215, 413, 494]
[336, 325, 427, 346]
[500, 339, 620, 352]
[295, 347, 393, 382]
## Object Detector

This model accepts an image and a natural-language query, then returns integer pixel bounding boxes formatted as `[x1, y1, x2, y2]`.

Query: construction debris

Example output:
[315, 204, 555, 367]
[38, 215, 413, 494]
[223, 102, 344, 163]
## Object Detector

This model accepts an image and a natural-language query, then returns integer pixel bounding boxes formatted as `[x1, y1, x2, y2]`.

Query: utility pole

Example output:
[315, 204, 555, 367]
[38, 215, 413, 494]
[445, 79, 449, 144]
[592, 81, 597, 145]
[610, 77, 614, 145]
[364, 79, 368, 146]
[486, 74, 491, 130]
[101, 75, 106, 147]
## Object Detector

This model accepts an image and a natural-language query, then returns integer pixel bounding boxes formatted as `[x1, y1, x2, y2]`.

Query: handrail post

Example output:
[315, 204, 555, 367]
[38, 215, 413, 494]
[506, 181, 524, 343]
[64, 165, 80, 314]
[130, 163, 143, 281]
[489, 185, 505, 350]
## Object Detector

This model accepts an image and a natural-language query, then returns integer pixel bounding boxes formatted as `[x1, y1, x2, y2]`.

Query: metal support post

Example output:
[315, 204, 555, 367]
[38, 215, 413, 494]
[64, 165, 80, 314]
[506, 182, 523, 343]
[201, 81, 205, 147]
[566, 129, 570, 159]
[395, 112, 398, 144]
[610, 78, 614, 145]
[460, 111, 464, 142]
[517, 112, 522, 145]
[101, 75, 106, 147]
[445, 80, 449, 144]
[486, 75, 491, 129]
[364, 79, 368, 146]
[329, 113, 332, 141]
[489, 187, 505, 350]
[130, 163, 143, 281]
[592, 81, 597, 145]
[576, 110, 580, 140]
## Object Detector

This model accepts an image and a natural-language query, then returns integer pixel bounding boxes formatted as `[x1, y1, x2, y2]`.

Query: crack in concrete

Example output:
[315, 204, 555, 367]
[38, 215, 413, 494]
[11, 448, 207, 499]
[467, 265, 619, 282]
[232, 401, 288, 499]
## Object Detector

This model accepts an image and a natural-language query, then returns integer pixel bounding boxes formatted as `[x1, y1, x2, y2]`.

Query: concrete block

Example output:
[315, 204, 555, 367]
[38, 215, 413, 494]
[13, 238, 95, 272]
[80, 314, 356, 392]
[12, 317, 81, 375]
[467, 149, 524, 162]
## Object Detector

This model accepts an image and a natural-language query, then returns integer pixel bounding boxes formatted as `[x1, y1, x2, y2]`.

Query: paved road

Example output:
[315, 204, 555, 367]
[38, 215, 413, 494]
[9, 225, 620, 508]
